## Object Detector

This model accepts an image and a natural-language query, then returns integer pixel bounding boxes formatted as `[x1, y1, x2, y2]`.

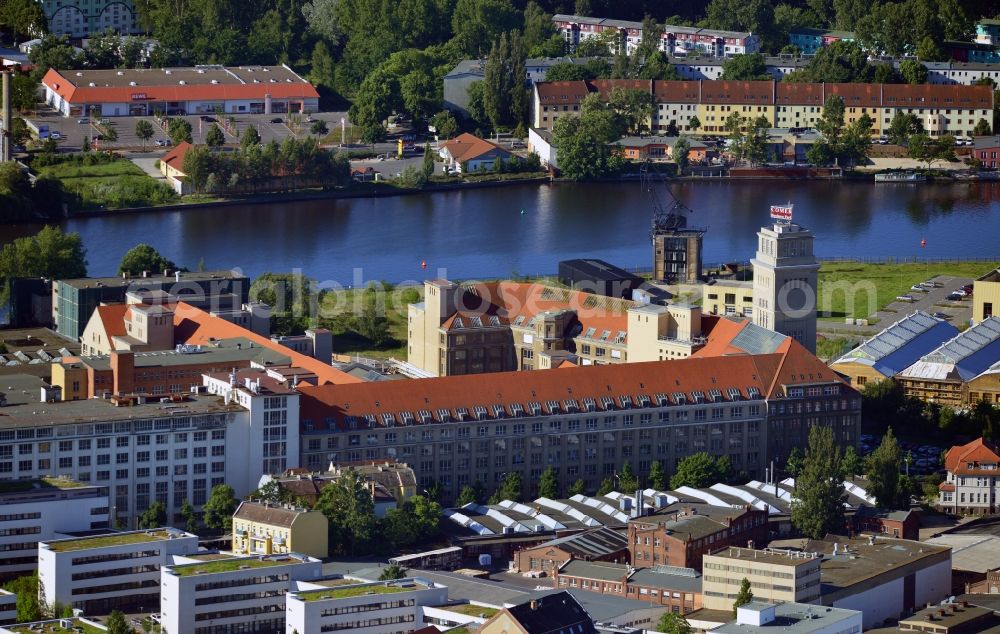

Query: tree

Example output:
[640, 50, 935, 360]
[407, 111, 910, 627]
[705, 0, 777, 50]
[252, 272, 316, 335]
[0, 226, 87, 305]
[422, 144, 435, 179]
[169, 118, 193, 145]
[310, 120, 329, 136]
[27, 35, 81, 82]
[106, 610, 131, 634]
[315, 470, 378, 554]
[670, 452, 730, 489]
[538, 466, 560, 499]
[733, 578, 754, 616]
[349, 68, 396, 144]
[899, 60, 929, 85]
[916, 36, 947, 62]
[614, 461, 636, 492]
[568, 479, 587, 496]
[0, 0, 46, 42]
[457, 483, 484, 506]
[887, 111, 924, 146]
[8, 574, 41, 623]
[791, 425, 846, 539]
[490, 472, 523, 503]
[688, 115, 701, 132]
[179, 499, 198, 533]
[523, 1, 558, 55]
[206, 125, 226, 149]
[552, 95, 626, 180]
[721, 53, 772, 81]
[597, 477, 614, 495]
[382, 494, 442, 548]
[137, 501, 167, 529]
[907, 134, 956, 169]
[483, 31, 528, 129]
[430, 111, 459, 140]
[202, 484, 238, 533]
[842, 446, 861, 479]
[609, 86, 654, 135]
[656, 611, 693, 634]
[135, 119, 155, 150]
[816, 96, 846, 148]
[241, 125, 262, 150]
[974, 118, 993, 136]
[119, 243, 176, 276]
[353, 300, 392, 346]
[648, 460, 666, 490]
[546, 63, 593, 82]
[865, 428, 907, 509]
[378, 563, 406, 580]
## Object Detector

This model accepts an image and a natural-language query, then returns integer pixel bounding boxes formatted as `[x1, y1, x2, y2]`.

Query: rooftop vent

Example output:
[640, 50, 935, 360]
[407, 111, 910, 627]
[179, 80, 186, 85]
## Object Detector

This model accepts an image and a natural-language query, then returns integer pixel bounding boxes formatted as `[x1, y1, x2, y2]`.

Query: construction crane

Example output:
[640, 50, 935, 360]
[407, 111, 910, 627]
[641, 159, 695, 238]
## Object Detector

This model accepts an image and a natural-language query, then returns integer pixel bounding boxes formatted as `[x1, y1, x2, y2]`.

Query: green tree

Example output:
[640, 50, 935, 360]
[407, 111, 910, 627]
[538, 466, 560, 499]
[552, 95, 626, 180]
[315, 470, 378, 554]
[705, 0, 777, 50]
[430, 110, 459, 140]
[490, 472, 523, 503]
[568, 479, 587, 496]
[523, 1, 558, 55]
[887, 111, 924, 145]
[816, 95, 846, 147]
[617, 461, 638, 492]
[137, 501, 167, 529]
[106, 610, 130, 634]
[119, 243, 176, 276]
[733, 577, 754, 616]
[656, 611, 693, 634]
[135, 119, 155, 150]
[786, 446, 804, 477]
[842, 446, 861, 479]
[309, 40, 337, 92]
[349, 68, 396, 143]
[382, 494, 442, 548]
[907, 133, 956, 168]
[688, 115, 701, 132]
[353, 300, 392, 345]
[27, 35, 81, 82]
[378, 562, 406, 580]
[251, 272, 316, 335]
[648, 460, 667, 490]
[311, 120, 330, 136]
[7, 574, 41, 623]
[973, 118, 993, 136]
[789, 40, 874, 84]
[457, 484, 482, 506]
[546, 63, 593, 82]
[0, 226, 87, 305]
[670, 452, 729, 489]
[899, 60, 929, 84]
[916, 36, 947, 62]
[422, 143, 435, 179]
[483, 31, 528, 129]
[609, 86, 654, 135]
[202, 484, 238, 533]
[241, 126, 262, 149]
[169, 118, 194, 145]
[865, 428, 905, 508]
[596, 477, 614, 495]
[791, 425, 846, 539]
[0, 0, 46, 42]
[206, 125, 226, 149]
[721, 53, 772, 81]
[180, 499, 198, 533]
[451, 0, 521, 58]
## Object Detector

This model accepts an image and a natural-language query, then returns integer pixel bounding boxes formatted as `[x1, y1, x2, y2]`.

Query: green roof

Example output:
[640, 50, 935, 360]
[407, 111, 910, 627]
[8, 619, 105, 634]
[441, 604, 499, 617]
[0, 477, 89, 493]
[46, 529, 180, 552]
[169, 556, 295, 576]
[296, 582, 423, 601]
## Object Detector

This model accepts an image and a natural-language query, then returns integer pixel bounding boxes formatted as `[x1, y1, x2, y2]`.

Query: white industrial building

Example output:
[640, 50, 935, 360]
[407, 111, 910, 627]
[160, 553, 323, 634]
[285, 577, 449, 634]
[38, 527, 198, 615]
[0, 477, 109, 581]
[713, 601, 862, 634]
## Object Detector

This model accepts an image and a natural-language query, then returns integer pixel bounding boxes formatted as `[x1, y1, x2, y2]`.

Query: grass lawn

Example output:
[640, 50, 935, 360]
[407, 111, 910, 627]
[816, 336, 851, 362]
[35, 157, 178, 210]
[816, 261, 998, 321]
[48, 529, 174, 552]
[37, 160, 145, 179]
[297, 583, 413, 601]
[441, 604, 499, 617]
[320, 285, 420, 360]
[171, 557, 286, 576]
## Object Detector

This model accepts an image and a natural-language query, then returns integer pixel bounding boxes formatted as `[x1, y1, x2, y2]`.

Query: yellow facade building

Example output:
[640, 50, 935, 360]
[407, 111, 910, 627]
[231, 501, 329, 560]
[702, 547, 822, 610]
[974, 268, 1000, 324]
[702, 279, 754, 318]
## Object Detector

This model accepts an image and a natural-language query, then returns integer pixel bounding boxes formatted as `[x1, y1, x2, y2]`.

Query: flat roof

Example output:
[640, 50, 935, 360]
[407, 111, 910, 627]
[559, 560, 628, 582]
[45, 528, 192, 552]
[707, 546, 821, 567]
[295, 580, 429, 601]
[808, 537, 950, 591]
[167, 554, 311, 576]
[0, 477, 105, 504]
[900, 603, 999, 630]
[0, 374, 243, 428]
[712, 602, 861, 633]
[74, 340, 291, 371]
[439, 604, 500, 617]
[5, 619, 105, 634]
[57, 270, 246, 290]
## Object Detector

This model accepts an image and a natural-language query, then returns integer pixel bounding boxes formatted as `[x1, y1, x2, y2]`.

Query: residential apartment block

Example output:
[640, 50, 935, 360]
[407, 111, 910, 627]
[407, 279, 705, 377]
[552, 14, 759, 57]
[52, 270, 249, 342]
[39, 528, 199, 614]
[299, 341, 859, 502]
[231, 501, 329, 559]
[41, 0, 138, 37]
[161, 552, 323, 634]
[702, 546, 822, 610]
[627, 504, 769, 570]
[285, 577, 449, 634]
[532, 80, 993, 140]
[938, 438, 1000, 515]
[0, 477, 109, 581]
[788, 28, 855, 54]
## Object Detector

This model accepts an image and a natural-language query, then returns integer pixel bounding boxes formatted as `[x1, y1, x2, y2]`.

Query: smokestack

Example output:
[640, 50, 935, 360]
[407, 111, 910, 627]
[2, 72, 11, 162]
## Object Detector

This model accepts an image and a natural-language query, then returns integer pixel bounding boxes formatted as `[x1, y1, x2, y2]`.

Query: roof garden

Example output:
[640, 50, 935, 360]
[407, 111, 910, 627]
[169, 556, 296, 576]
[8, 619, 105, 634]
[46, 529, 179, 552]
[295, 581, 425, 601]
[0, 477, 89, 493]
[440, 604, 500, 618]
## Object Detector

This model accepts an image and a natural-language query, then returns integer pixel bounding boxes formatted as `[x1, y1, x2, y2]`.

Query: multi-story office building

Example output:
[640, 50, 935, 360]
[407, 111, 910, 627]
[702, 546, 822, 610]
[552, 14, 759, 57]
[938, 438, 1000, 515]
[751, 220, 820, 353]
[407, 280, 705, 377]
[231, 501, 329, 559]
[0, 477, 109, 581]
[627, 504, 769, 571]
[532, 80, 994, 139]
[285, 577, 449, 634]
[52, 270, 250, 342]
[41, 0, 138, 37]
[161, 553, 323, 634]
[38, 528, 199, 614]
[0, 590, 13, 626]
[298, 344, 859, 503]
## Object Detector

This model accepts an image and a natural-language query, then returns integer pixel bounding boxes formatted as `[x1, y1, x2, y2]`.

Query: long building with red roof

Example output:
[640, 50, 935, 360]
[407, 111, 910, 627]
[298, 336, 860, 501]
[42, 65, 319, 118]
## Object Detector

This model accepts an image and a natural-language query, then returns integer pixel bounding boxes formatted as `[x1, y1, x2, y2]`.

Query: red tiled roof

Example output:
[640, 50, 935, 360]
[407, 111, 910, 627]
[536, 80, 593, 106]
[587, 79, 652, 101]
[944, 438, 1000, 476]
[171, 302, 360, 385]
[161, 141, 193, 171]
[826, 83, 882, 108]
[298, 343, 848, 431]
[42, 68, 319, 104]
[94, 304, 129, 340]
[653, 80, 701, 103]
[699, 80, 774, 105]
[441, 133, 511, 164]
[882, 83, 993, 109]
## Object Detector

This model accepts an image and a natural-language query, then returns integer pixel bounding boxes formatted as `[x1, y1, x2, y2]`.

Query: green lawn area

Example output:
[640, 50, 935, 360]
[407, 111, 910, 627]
[320, 284, 421, 360]
[48, 529, 174, 552]
[816, 336, 851, 362]
[9, 620, 105, 634]
[441, 604, 500, 618]
[816, 261, 998, 321]
[170, 556, 286, 576]
[36, 160, 145, 179]
[35, 157, 179, 211]
[297, 583, 415, 601]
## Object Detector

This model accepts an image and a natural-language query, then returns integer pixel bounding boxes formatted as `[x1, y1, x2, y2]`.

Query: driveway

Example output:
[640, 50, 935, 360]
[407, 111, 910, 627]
[130, 157, 167, 180]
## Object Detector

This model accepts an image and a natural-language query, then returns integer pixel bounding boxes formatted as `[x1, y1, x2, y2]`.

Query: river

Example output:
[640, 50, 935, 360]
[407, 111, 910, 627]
[5, 180, 1000, 285]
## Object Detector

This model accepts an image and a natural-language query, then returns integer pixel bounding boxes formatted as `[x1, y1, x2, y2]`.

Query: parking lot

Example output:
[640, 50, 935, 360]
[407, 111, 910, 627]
[26, 109, 350, 151]
[881, 274, 975, 326]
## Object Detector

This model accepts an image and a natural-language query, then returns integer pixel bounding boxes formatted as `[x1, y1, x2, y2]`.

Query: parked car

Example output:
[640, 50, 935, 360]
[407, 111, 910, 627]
[947, 292, 963, 301]
[933, 312, 950, 319]
[910, 284, 927, 292]
[270, 117, 284, 124]
[953, 289, 968, 297]
[77, 117, 89, 124]
[49, 132, 62, 140]
[199, 115, 215, 122]
[896, 295, 916, 302]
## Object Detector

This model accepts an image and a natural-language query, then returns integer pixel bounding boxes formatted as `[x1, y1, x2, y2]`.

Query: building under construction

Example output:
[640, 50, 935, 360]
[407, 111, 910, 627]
[645, 164, 705, 284]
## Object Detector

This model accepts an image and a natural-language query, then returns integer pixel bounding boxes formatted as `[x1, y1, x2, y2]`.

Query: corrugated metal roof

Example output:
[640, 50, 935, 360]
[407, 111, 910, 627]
[909, 317, 1000, 381]
[834, 311, 959, 377]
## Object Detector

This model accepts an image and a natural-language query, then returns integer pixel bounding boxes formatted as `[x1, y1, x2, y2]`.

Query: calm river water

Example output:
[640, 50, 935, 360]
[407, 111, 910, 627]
[5, 180, 1000, 284]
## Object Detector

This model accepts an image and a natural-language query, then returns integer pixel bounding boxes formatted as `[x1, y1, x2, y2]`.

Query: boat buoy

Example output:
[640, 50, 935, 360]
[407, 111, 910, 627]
[920, 239, 926, 248]
[520, 209, 526, 215]
[421, 260, 427, 269]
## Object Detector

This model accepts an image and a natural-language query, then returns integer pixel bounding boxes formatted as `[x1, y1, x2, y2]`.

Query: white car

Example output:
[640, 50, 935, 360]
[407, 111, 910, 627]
[896, 295, 916, 302]
[50, 132, 62, 140]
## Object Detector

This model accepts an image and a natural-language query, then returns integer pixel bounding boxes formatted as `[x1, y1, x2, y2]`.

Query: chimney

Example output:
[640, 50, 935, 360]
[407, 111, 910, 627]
[530, 600, 538, 611]
[175, 271, 181, 282]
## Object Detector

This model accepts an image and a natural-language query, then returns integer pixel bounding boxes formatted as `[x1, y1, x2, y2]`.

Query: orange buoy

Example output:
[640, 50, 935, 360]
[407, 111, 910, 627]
[421, 260, 427, 269]
[920, 238, 926, 248]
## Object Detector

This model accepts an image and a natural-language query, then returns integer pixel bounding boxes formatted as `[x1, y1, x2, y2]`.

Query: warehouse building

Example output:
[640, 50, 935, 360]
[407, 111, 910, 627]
[42, 65, 320, 118]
